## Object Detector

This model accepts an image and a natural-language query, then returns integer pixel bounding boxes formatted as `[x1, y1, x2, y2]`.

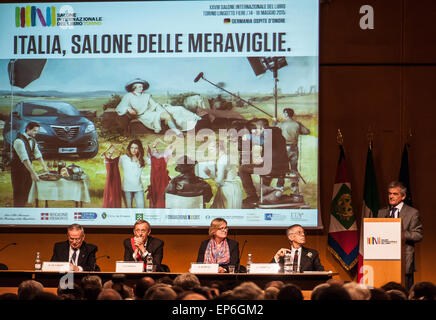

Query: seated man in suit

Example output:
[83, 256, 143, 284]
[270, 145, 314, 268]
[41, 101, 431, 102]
[272, 224, 324, 272]
[51, 223, 100, 271]
[123, 219, 165, 271]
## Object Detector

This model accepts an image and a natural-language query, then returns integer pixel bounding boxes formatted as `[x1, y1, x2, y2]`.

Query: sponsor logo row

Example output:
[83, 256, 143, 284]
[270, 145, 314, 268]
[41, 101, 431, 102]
[37, 212, 306, 222]
[0, 211, 314, 227]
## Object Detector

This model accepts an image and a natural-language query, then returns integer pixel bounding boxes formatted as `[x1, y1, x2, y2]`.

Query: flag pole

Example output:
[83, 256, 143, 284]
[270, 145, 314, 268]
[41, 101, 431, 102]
[406, 128, 412, 147]
[367, 126, 374, 151]
[336, 129, 343, 146]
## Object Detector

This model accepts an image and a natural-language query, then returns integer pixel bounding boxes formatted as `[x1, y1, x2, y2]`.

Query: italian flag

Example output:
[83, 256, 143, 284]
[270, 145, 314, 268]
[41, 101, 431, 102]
[357, 146, 380, 283]
[328, 146, 359, 270]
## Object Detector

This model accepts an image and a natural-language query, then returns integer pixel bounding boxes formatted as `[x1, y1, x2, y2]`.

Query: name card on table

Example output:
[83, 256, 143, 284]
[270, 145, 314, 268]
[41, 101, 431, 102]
[115, 261, 144, 273]
[190, 263, 219, 273]
[42, 262, 70, 272]
[249, 263, 280, 274]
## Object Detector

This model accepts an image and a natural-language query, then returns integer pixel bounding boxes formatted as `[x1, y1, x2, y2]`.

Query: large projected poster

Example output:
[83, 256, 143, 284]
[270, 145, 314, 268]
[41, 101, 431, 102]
[0, 1, 319, 228]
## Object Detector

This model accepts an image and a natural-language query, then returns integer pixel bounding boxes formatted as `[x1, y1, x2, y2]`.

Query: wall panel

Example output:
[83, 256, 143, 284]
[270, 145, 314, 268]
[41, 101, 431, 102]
[404, 0, 436, 63]
[403, 66, 436, 283]
[320, 0, 403, 64]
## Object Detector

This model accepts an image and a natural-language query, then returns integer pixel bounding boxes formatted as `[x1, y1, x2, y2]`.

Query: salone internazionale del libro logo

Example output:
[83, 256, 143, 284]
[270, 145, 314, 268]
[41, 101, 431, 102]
[14, 4, 102, 28]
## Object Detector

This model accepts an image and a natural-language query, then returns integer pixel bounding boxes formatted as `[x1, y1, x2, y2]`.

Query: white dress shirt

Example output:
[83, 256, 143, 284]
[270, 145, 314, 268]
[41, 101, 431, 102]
[391, 202, 404, 218]
[68, 246, 83, 271]
[290, 247, 302, 272]
[13, 132, 42, 162]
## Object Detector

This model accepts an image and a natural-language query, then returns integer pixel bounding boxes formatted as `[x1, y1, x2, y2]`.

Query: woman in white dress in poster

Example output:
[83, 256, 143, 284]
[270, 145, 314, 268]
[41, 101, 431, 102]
[204, 140, 243, 209]
[115, 78, 201, 135]
[119, 139, 146, 208]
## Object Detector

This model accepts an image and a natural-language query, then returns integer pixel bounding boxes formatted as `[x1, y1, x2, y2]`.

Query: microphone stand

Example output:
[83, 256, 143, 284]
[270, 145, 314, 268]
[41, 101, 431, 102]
[236, 240, 247, 275]
[93, 255, 110, 272]
[194, 72, 273, 117]
[0, 243, 17, 270]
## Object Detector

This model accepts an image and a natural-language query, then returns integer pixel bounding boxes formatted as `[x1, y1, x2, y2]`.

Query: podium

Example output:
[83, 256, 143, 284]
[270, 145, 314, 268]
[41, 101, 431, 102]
[362, 218, 405, 288]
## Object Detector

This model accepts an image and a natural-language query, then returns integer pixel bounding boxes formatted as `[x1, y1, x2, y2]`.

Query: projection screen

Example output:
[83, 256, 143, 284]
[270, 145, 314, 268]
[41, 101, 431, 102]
[0, 0, 319, 228]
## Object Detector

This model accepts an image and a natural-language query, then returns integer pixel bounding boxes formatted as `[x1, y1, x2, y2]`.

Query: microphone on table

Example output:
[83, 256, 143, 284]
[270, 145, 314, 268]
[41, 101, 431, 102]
[0, 242, 17, 270]
[93, 255, 110, 272]
[96, 255, 110, 260]
[236, 240, 247, 273]
[0, 242, 17, 252]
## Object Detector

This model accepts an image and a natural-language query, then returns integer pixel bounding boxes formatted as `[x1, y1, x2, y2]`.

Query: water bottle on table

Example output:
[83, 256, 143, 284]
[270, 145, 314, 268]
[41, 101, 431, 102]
[146, 253, 153, 272]
[246, 253, 252, 273]
[284, 253, 292, 273]
[34, 252, 42, 271]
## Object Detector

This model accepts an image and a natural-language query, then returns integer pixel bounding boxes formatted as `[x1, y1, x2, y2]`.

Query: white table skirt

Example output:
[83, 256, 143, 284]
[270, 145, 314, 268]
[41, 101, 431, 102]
[28, 176, 91, 203]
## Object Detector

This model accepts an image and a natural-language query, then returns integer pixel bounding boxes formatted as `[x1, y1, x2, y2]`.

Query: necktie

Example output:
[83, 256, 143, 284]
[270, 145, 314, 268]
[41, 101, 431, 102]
[390, 207, 397, 218]
[70, 248, 77, 265]
[293, 250, 299, 272]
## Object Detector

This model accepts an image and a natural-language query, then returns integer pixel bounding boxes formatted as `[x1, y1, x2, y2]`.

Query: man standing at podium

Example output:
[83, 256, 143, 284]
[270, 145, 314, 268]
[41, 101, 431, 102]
[378, 181, 423, 291]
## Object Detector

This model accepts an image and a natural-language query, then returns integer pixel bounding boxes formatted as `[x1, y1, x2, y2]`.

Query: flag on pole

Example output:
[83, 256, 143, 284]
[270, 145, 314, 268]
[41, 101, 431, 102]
[399, 143, 413, 206]
[357, 146, 380, 283]
[328, 145, 359, 270]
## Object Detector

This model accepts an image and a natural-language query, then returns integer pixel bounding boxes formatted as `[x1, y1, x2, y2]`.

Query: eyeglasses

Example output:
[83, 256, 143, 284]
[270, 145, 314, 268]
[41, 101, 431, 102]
[134, 229, 148, 234]
[218, 227, 229, 232]
[68, 237, 83, 242]
[388, 192, 402, 196]
[290, 231, 305, 236]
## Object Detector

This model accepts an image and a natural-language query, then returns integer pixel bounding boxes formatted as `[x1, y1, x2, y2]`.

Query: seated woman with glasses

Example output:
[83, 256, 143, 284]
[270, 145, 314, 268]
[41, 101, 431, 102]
[196, 218, 240, 273]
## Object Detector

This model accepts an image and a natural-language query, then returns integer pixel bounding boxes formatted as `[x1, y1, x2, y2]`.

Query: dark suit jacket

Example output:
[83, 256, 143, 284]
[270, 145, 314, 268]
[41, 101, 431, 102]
[51, 241, 99, 271]
[378, 203, 423, 274]
[271, 246, 324, 272]
[196, 238, 240, 272]
[123, 236, 164, 269]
